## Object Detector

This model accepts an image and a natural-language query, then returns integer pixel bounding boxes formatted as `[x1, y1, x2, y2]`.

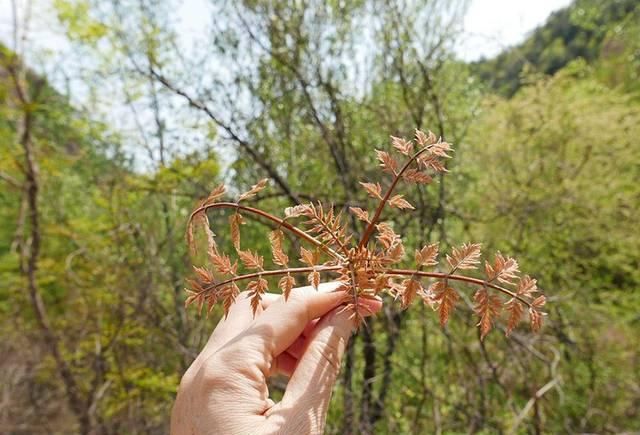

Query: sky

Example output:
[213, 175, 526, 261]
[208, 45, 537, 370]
[460, 0, 573, 60]
[2, 0, 573, 62]
[0, 0, 574, 168]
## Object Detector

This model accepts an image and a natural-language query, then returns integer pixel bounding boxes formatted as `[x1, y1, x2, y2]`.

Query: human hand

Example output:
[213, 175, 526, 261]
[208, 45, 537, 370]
[170, 282, 382, 435]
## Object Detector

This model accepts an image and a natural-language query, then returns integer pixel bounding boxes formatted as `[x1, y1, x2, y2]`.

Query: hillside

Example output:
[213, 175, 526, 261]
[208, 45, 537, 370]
[472, 0, 639, 95]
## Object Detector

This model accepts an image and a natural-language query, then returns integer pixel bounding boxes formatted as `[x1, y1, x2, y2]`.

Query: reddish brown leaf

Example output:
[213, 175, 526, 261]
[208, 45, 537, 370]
[246, 277, 268, 316]
[531, 295, 546, 309]
[354, 267, 370, 289]
[187, 220, 196, 255]
[417, 154, 448, 172]
[284, 204, 312, 218]
[211, 253, 237, 276]
[279, 274, 295, 300]
[195, 293, 205, 315]
[205, 184, 226, 204]
[415, 243, 439, 267]
[186, 278, 204, 294]
[238, 250, 264, 270]
[389, 194, 414, 210]
[386, 241, 405, 264]
[238, 178, 268, 202]
[505, 299, 524, 336]
[474, 287, 502, 339]
[517, 275, 538, 298]
[375, 223, 400, 250]
[308, 269, 321, 289]
[374, 274, 391, 294]
[200, 214, 218, 264]
[229, 213, 244, 251]
[429, 141, 452, 158]
[300, 247, 319, 266]
[415, 129, 437, 146]
[529, 308, 544, 332]
[432, 281, 459, 327]
[401, 279, 422, 308]
[221, 283, 240, 317]
[349, 206, 370, 223]
[206, 295, 217, 317]
[360, 181, 383, 200]
[188, 212, 217, 259]
[446, 243, 481, 272]
[184, 289, 199, 308]
[268, 229, 289, 266]
[303, 202, 352, 249]
[403, 168, 432, 184]
[391, 135, 414, 155]
[484, 252, 519, 284]
[193, 265, 214, 283]
[375, 149, 399, 174]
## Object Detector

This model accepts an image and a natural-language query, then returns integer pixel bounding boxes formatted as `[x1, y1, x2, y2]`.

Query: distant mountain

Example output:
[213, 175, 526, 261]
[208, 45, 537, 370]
[472, 0, 639, 96]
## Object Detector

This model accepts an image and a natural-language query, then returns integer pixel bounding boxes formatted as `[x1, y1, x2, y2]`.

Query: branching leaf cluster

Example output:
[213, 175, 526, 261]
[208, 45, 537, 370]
[185, 130, 547, 338]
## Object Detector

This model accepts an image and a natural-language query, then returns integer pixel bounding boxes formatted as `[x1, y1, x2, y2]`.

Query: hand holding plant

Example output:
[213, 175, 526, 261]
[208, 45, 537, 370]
[171, 282, 381, 435]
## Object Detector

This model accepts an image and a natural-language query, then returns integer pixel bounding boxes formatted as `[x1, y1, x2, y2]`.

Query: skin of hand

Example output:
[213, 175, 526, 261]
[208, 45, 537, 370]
[170, 281, 383, 435]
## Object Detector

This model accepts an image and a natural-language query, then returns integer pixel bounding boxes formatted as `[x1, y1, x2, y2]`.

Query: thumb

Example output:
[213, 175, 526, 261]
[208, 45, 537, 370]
[273, 307, 358, 433]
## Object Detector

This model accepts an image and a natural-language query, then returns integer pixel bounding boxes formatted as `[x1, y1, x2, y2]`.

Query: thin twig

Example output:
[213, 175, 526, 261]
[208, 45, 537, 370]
[189, 202, 344, 261]
[384, 269, 533, 307]
[199, 265, 342, 295]
[508, 378, 558, 434]
[358, 146, 433, 249]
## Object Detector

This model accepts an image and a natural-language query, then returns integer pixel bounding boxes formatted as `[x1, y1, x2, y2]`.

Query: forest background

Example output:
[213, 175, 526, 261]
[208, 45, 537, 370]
[1, 0, 639, 433]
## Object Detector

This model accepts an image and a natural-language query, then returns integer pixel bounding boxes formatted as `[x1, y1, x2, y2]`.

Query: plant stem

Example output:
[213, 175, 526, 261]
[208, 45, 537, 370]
[385, 269, 532, 307]
[190, 202, 344, 261]
[200, 265, 342, 294]
[358, 146, 432, 249]
[310, 204, 351, 257]
[197, 262, 530, 308]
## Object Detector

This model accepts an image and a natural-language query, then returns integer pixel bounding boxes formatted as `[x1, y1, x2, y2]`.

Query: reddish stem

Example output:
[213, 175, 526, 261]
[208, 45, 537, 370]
[358, 147, 433, 249]
[200, 265, 342, 294]
[197, 262, 531, 308]
[189, 202, 344, 261]
[385, 269, 532, 307]
[309, 204, 351, 256]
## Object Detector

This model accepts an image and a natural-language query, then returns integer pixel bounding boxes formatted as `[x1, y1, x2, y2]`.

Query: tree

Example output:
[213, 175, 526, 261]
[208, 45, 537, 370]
[1, 2, 220, 432]
[458, 62, 640, 432]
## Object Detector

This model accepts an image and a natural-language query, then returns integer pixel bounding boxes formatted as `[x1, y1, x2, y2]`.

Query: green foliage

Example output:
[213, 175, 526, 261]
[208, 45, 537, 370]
[1, 44, 222, 431]
[54, 0, 108, 43]
[462, 63, 640, 292]
[457, 63, 640, 431]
